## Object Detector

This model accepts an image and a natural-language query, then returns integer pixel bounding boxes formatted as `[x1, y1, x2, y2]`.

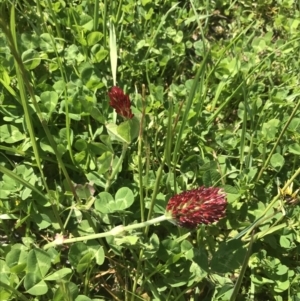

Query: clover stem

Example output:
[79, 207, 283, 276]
[43, 215, 171, 250]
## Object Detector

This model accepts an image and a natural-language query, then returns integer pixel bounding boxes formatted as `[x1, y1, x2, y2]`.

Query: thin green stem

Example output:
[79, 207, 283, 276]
[256, 98, 300, 181]
[165, 94, 174, 192]
[138, 85, 146, 222]
[43, 215, 170, 250]
[45, 0, 62, 38]
[46, 31, 75, 166]
[230, 232, 255, 301]
[172, 55, 208, 177]
[103, 0, 108, 46]
[115, 0, 124, 24]
[109, 21, 117, 86]
[143, 3, 179, 61]
[130, 157, 166, 301]
[0, 165, 48, 203]
[105, 143, 128, 191]
[236, 167, 300, 242]
[145, 158, 166, 235]
[94, 0, 100, 30]
[63, 207, 74, 230]
[0, 7, 78, 230]
[0, 280, 30, 301]
[240, 83, 247, 171]
[35, 0, 48, 33]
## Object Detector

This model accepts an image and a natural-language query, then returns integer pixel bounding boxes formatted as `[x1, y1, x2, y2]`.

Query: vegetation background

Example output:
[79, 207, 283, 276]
[0, 0, 300, 300]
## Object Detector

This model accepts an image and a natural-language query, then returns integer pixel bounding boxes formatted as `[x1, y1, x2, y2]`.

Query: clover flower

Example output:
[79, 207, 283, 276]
[44, 186, 227, 250]
[166, 186, 227, 229]
[108, 86, 134, 119]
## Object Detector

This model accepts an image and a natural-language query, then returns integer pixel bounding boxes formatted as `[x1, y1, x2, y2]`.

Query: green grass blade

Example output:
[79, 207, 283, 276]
[94, 0, 100, 30]
[0, 165, 48, 204]
[230, 233, 254, 301]
[256, 96, 300, 181]
[109, 22, 117, 85]
[143, 3, 179, 61]
[172, 51, 210, 178]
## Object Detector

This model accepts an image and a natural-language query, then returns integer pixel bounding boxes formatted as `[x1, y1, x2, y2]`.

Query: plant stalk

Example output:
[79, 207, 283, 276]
[43, 215, 171, 250]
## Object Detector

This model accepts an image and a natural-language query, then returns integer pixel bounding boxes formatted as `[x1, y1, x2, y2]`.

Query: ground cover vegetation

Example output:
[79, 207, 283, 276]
[0, 0, 300, 300]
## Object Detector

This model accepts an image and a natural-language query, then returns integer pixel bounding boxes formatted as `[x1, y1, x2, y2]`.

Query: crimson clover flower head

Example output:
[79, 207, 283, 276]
[166, 186, 227, 229]
[108, 86, 134, 119]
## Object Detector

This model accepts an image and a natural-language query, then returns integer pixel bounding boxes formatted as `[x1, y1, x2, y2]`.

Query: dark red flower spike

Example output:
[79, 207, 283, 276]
[166, 186, 227, 229]
[108, 86, 134, 119]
